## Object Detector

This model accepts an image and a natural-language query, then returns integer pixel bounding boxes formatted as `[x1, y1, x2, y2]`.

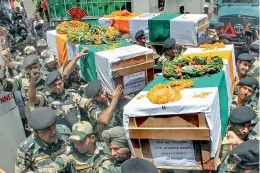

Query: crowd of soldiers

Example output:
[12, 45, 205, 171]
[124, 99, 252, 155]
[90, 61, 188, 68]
[0, 5, 259, 172]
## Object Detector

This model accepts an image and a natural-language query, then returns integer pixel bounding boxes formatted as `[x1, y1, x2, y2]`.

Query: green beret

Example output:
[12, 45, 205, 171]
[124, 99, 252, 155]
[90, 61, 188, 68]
[121, 158, 158, 173]
[102, 126, 129, 148]
[238, 77, 259, 91]
[250, 44, 259, 54]
[135, 30, 145, 40]
[86, 80, 102, 98]
[22, 55, 39, 69]
[45, 71, 62, 86]
[237, 53, 254, 62]
[28, 107, 57, 130]
[230, 140, 259, 168]
[230, 106, 257, 124]
[163, 38, 176, 49]
[214, 22, 224, 29]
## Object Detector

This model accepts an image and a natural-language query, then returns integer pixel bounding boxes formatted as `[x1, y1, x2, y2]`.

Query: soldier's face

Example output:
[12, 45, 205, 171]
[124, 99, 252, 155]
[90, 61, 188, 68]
[36, 125, 57, 143]
[239, 86, 255, 101]
[110, 143, 130, 163]
[69, 68, 80, 82]
[232, 122, 251, 139]
[137, 35, 146, 47]
[166, 48, 176, 57]
[94, 88, 107, 102]
[216, 28, 224, 36]
[237, 61, 252, 76]
[74, 135, 95, 154]
[50, 79, 64, 95]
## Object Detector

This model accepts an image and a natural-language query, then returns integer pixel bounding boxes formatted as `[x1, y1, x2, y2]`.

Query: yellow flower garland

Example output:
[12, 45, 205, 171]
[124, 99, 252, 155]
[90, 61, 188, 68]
[147, 80, 194, 104]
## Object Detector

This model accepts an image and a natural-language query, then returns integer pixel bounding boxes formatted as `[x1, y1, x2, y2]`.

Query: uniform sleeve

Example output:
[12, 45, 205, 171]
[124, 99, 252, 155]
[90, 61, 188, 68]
[72, 93, 92, 110]
[13, 62, 23, 72]
[31, 154, 71, 173]
[4, 75, 22, 92]
[88, 104, 102, 122]
[15, 148, 31, 173]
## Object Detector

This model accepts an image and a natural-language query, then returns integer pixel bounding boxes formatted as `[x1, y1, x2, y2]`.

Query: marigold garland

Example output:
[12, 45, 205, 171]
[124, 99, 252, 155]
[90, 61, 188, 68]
[147, 80, 194, 104]
[199, 42, 225, 50]
[56, 21, 89, 34]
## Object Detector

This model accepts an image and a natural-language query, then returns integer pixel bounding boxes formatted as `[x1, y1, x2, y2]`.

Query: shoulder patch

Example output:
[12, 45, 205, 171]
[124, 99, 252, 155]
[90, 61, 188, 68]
[20, 135, 36, 152]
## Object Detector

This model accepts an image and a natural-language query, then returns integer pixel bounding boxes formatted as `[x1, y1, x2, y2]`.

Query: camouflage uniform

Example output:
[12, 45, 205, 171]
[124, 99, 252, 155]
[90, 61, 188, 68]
[87, 98, 129, 139]
[1, 72, 47, 118]
[40, 50, 59, 77]
[15, 124, 71, 173]
[37, 90, 91, 130]
[64, 79, 88, 97]
[231, 95, 259, 139]
[10, 50, 26, 76]
[96, 158, 122, 173]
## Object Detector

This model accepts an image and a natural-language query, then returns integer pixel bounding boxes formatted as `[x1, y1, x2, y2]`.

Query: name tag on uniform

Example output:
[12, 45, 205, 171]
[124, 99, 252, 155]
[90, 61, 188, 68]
[75, 164, 92, 171]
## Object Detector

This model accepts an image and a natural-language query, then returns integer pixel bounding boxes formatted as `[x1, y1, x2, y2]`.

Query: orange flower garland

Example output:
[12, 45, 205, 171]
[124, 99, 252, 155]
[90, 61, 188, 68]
[147, 80, 194, 104]
[199, 42, 225, 50]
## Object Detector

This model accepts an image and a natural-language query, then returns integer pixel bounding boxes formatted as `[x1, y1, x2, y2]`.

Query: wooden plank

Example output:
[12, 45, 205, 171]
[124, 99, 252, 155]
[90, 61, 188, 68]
[112, 60, 155, 78]
[129, 128, 210, 141]
[147, 68, 154, 83]
[201, 141, 213, 170]
[131, 139, 143, 158]
[198, 113, 207, 128]
[112, 54, 153, 70]
[197, 22, 209, 33]
[129, 118, 137, 128]
[134, 114, 199, 128]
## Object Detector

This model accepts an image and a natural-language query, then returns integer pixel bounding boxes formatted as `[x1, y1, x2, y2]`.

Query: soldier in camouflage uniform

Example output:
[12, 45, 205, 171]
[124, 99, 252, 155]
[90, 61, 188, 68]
[234, 53, 254, 95]
[28, 71, 92, 130]
[36, 39, 48, 55]
[0, 55, 47, 118]
[218, 106, 258, 173]
[158, 38, 177, 68]
[206, 22, 224, 43]
[15, 107, 71, 173]
[99, 126, 131, 173]
[86, 80, 131, 140]
[31, 121, 110, 173]
[40, 50, 59, 76]
[62, 48, 89, 96]
[229, 140, 259, 173]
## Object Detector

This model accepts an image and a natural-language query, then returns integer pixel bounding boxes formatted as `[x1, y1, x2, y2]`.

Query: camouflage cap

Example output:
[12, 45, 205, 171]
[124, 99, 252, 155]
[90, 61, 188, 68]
[37, 39, 47, 47]
[41, 50, 56, 64]
[69, 121, 93, 141]
[27, 36, 37, 44]
[24, 46, 36, 55]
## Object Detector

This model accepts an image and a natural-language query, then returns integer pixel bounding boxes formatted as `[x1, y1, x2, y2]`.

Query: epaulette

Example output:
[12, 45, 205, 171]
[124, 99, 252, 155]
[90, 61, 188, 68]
[19, 135, 36, 152]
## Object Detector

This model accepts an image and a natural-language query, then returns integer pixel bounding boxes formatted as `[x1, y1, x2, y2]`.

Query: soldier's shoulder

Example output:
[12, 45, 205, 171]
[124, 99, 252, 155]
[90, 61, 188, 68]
[96, 142, 109, 153]
[18, 135, 36, 152]
[57, 124, 71, 136]
[95, 156, 113, 172]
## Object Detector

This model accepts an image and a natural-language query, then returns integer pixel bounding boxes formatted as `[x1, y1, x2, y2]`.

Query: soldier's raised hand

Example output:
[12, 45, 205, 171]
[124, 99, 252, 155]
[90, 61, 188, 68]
[76, 48, 88, 60]
[30, 69, 40, 82]
[112, 85, 123, 101]
[222, 131, 244, 146]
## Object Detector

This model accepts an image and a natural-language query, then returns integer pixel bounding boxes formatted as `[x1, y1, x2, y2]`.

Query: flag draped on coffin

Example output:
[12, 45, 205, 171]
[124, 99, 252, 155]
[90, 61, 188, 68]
[129, 13, 161, 42]
[143, 71, 229, 140]
[78, 41, 133, 82]
[170, 14, 208, 46]
[148, 13, 181, 44]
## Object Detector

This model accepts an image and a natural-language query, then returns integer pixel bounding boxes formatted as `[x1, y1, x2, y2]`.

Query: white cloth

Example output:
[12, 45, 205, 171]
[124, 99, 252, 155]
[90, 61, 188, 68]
[46, 30, 58, 56]
[98, 17, 113, 27]
[123, 87, 221, 158]
[170, 14, 208, 46]
[95, 45, 153, 93]
[129, 13, 161, 42]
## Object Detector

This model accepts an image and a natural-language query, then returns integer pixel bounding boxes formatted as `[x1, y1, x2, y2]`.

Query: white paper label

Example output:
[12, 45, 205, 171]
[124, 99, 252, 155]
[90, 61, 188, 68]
[0, 92, 16, 116]
[150, 140, 196, 166]
[123, 71, 146, 95]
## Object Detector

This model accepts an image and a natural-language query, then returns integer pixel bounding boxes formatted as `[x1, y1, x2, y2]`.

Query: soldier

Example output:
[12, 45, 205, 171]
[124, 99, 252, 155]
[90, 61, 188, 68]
[219, 34, 232, 44]
[86, 80, 131, 139]
[229, 140, 259, 173]
[218, 106, 257, 173]
[234, 53, 254, 89]
[0, 55, 47, 118]
[158, 38, 177, 66]
[135, 30, 160, 62]
[207, 22, 225, 42]
[99, 126, 131, 173]
[232, 77, 258, 110]
[15, 107, 71, 173]
[26, 36, 37, 48]
[121, 158, 158, 173]
[40, 50, 59, 76]
[28, 71, 92, 129]
[30, 121, 110, 173]
[62, 48, 89, 95]
[24, 46, 37, 56]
